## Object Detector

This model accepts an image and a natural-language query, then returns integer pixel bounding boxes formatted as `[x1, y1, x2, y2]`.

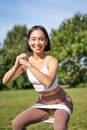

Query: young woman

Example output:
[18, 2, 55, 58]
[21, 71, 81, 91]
[2, 25, 73, 130]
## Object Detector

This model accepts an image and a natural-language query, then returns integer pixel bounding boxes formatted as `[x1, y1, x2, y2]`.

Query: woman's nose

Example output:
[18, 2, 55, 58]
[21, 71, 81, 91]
[35, 40, 39, 44]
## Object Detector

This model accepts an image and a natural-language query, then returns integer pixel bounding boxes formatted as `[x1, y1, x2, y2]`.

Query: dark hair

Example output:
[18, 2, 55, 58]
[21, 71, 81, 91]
[26, 25, 51, 51]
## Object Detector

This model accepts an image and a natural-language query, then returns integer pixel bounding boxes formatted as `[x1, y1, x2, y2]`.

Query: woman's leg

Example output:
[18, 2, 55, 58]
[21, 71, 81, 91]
[53, 109, 70, 130]
[12, 107, 50, 130]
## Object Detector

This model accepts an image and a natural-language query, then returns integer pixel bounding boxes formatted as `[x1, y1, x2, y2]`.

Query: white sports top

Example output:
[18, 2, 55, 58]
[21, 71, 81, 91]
[27, 57, 58, 92]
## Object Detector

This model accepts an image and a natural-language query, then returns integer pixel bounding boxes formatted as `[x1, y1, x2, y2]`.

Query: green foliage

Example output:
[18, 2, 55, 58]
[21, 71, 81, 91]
[50, 12, 87, 86]
[0, 25, 32, 90]
[0, 12, 87, 89]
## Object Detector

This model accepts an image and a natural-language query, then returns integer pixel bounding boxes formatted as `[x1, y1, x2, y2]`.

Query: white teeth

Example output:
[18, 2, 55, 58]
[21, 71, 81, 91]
[34, 46, 41, 49]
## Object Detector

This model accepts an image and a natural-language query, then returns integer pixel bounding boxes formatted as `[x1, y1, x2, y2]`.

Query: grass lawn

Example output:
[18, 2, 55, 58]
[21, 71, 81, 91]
[0, 87, 87, 130]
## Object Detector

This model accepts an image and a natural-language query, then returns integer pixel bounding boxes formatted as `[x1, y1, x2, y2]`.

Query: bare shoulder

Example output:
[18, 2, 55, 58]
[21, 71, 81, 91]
[46, 55, 59, 68]
[47, 55, 58, 64]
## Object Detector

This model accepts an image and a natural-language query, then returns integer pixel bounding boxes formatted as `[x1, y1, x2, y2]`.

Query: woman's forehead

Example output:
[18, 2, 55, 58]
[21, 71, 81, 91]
[30, 29, 45, 37]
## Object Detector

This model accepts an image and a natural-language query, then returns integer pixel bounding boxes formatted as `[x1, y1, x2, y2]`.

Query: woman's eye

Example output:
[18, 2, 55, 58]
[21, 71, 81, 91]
[32, 38, 35, 41]
[40, 38, 45, 41]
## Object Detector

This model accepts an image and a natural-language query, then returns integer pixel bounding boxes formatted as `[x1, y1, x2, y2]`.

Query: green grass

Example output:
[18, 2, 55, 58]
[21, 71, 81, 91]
[0, 88, 87, 130]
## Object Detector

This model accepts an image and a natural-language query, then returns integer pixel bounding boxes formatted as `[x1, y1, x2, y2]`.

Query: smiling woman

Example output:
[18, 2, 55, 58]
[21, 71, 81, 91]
[26, 25, 51, 52]
[2, 25, 73, 130]
[28, 30, 47, 53]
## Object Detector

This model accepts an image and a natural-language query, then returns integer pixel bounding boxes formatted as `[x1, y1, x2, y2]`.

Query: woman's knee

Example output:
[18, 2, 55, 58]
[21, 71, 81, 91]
[53, 123, 67, 130]
[12, 118, 25, 130]
[12, 118, 17, 129]
[12, 118, 19, 130]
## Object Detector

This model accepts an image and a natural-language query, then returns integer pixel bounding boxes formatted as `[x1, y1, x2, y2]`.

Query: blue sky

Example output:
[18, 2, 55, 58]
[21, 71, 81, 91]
[0, 0, 87, 45]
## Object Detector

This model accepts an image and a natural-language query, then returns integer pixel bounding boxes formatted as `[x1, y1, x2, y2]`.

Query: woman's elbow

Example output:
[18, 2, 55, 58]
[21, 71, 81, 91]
[45, 81, 53, 88]
[2, 79, 6, 85]
[2, 77, 9, 85]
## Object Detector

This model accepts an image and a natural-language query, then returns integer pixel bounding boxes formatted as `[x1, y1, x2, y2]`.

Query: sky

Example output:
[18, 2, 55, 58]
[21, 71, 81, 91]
[0, 0, 87, 46]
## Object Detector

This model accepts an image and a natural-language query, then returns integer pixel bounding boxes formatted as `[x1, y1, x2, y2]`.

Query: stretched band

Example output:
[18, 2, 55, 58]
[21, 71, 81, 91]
[32, 103, 71, 116]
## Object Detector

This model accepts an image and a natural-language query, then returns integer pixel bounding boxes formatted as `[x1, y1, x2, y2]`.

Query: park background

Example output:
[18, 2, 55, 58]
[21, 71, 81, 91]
[0, 0, 87, 130]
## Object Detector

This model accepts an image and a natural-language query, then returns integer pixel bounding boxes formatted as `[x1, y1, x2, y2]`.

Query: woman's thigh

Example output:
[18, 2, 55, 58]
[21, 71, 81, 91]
[53, 109, 70, 130]
[12, 107, 50, 127]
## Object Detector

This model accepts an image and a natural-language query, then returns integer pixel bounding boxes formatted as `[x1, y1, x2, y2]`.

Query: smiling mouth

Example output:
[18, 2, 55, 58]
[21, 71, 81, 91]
[34, 46, 41, 49]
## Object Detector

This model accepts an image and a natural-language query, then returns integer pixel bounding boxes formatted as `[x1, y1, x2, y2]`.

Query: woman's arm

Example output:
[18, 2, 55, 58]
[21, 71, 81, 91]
[2, 65, 24, 84]
[2, 53, 28, 84]
[19, 56, 58, 88]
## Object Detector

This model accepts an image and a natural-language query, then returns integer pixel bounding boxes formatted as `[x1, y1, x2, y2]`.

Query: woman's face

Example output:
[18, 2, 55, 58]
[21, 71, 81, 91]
[28, 29, 47, 54]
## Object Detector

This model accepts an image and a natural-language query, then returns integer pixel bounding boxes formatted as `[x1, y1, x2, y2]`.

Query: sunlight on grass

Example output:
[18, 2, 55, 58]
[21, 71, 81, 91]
[0, 88, 87, 130]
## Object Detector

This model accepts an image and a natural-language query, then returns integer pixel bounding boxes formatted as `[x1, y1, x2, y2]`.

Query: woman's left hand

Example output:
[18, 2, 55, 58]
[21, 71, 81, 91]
[19, 58, 30, 68]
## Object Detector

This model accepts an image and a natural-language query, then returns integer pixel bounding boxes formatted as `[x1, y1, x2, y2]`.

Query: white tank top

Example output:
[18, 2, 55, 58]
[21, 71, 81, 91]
[27, 58, 58, 92]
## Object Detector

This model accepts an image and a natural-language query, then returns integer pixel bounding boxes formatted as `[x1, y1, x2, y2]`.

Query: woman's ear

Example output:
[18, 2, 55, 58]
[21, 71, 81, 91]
[45, 39, 48, 45]
[28, 39, 30, 44]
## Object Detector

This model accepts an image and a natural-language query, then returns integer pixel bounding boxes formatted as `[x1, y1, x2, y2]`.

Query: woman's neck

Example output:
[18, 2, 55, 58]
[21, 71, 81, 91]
[33, 53, 47, 60]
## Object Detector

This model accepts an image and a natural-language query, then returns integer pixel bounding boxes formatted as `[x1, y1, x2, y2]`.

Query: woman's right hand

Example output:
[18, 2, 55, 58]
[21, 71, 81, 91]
[14, 53, 28, 68]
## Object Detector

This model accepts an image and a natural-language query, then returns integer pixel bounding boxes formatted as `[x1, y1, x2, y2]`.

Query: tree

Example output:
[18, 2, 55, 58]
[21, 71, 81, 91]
[0, 25, 32, 90]
[50, 12, 87, 86]
[1, 12, 87, 90]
